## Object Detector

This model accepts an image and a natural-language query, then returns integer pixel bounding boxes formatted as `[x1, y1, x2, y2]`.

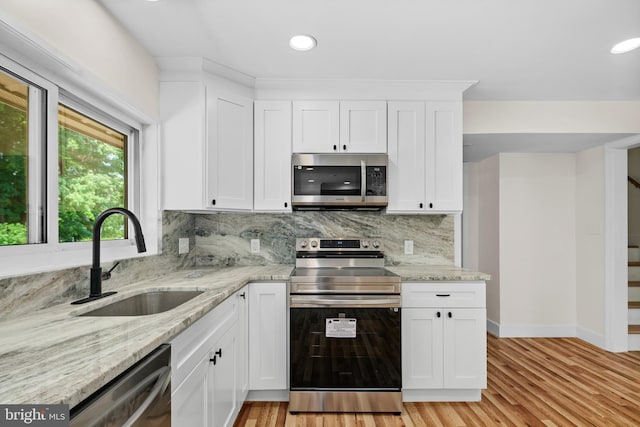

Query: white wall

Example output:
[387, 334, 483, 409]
[0, 0, 159, 118]
[575, 145, 606, 344]
[464, 101, 640, 134]
[498, 153, 576, 335]
[464, 156, 501, 330]
[465, 152, 581, 337]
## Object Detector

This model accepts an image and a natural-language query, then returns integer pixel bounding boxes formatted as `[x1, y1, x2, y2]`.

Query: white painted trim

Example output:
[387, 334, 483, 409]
[254, 79, 477, 101]
[576, 326, 606, 349]
[486, 319, 500, 337]
[245, 390, 289, 402]
[497, 324, 576, 338]
[156, 56, 256, 89]
[402, 389, 481, 402]
[628, 334, 640, 351]
[603, 142, 634, 352]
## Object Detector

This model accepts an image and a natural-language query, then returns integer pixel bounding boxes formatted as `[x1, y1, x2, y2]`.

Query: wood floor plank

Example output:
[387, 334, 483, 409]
[234, 335, 640, 427]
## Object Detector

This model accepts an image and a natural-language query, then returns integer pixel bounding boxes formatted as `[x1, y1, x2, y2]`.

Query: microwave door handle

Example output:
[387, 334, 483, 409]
[361, 160, 366, 202]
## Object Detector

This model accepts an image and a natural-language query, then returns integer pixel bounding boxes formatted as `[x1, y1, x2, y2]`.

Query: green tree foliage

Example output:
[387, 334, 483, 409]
[0, 102, 27, 225]
[0, 99, 126, 245]
[58, 126, 125, 242]
[0, 222, 27, 245]
[0, 102, 28, 245]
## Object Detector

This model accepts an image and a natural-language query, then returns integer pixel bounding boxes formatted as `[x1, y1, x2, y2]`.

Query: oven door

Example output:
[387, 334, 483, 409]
[290, 296, 401, 391]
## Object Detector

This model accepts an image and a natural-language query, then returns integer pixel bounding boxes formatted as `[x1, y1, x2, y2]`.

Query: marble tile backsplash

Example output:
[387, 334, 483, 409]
[0, 210, 454, 320]
[0, 211, 195, 321]
[194, 211, 454, 267]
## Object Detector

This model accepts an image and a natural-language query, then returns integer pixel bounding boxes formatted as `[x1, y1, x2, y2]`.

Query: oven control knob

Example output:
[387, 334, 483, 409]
[362, 241, 370, 248]
[299, 240, 307, 248]
[372, 241, 380, 248]
[310, 240, 318, 248]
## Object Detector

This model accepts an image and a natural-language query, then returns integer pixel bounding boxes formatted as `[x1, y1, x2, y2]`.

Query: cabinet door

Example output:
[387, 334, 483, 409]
[339, 101, 387, 153]
[387, 102, 426, 212]
[254, 101, 292, 211]
[443, 308, 486, 389]
[172, 353, 211, 427]
[425, 101, 462, 212]
[249, 282, 287, 390]
[292, 101, 339, 153]
[160, 81, 206, 210]
[206, 89, 254, 210]
[402, 308, 444, 389]
[211, 326, 238, 427]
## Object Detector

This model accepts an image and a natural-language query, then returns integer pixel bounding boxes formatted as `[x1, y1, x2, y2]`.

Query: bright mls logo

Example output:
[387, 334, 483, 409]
[0, 405, 69, 426]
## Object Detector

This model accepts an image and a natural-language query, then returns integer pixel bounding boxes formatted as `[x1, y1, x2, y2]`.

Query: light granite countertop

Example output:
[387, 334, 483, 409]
[387, 265, 491, 281]
[0, 264, 488, 407]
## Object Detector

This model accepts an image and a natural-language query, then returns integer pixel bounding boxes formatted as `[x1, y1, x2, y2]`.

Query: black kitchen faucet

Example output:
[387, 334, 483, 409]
[71, 208, 146, 304]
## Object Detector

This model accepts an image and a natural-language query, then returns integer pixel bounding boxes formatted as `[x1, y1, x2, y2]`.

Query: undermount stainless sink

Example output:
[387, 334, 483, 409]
[77, 290, 204, 317]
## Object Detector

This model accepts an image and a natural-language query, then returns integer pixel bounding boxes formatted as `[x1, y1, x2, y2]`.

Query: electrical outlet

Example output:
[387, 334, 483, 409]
[404, 240, 414, 255]
[251, 239, 260, 254]
[178, 237, 190, 254]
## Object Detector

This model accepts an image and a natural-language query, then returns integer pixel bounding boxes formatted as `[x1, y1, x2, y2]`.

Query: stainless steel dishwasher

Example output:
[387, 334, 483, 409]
[70, 344, 171, 427]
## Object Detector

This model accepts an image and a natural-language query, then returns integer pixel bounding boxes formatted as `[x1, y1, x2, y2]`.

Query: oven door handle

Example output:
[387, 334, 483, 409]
[290, 295, 400, 308]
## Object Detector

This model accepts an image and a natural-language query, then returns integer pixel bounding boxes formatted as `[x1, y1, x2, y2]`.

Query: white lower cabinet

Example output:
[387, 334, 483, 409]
[171, 282, 286, 426]
[211, 326, 238, 427]
[171, 287, 247, 427]
[248, 282, 287, 390]
[172, 352, 211, 426]
[402, 281, 487, 401]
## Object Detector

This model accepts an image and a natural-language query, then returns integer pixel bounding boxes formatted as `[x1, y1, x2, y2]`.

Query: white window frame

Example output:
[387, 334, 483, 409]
[0, 54, 149, 278]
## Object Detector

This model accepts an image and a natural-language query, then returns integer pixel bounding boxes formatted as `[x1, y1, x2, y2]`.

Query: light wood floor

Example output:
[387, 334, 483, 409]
[234, 334, 640, 426]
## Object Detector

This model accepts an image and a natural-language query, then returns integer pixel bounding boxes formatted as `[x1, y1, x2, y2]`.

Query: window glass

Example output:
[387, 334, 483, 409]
[0, 70, 42, 246]
[58, 104, 128, 243]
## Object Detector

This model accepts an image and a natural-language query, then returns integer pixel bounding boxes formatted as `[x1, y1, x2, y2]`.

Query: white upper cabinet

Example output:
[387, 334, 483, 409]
[254, 101, 292, 212]
[292, 100, 386, 153]
[161, 81, 207, 211]
[426, 101, 463, 212]
[160, 79, 253, 211]
[387, 101, 426, 211]
[292, 101, 339, 153]
[339, 101, 387, 153]
[387, 101, 462, 213]
[206, 87, 253, 210]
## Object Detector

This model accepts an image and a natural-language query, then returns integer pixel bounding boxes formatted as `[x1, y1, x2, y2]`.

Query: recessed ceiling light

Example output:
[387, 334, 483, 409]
[610, 38, 640, 54]
[289, 35, 317, 51]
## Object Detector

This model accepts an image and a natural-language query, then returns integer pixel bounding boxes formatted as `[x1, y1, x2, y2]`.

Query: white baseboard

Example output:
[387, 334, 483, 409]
[487, 319, 499, 337]
[492, 323, 576, 338]
[402, 389, 481, 402]
[246, 389, 289, 402]
[629, 334, 640, 351]
[576, 326, 606, 348]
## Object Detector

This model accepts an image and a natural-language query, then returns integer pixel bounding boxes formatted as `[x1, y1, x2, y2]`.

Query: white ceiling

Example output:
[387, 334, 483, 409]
[99, 0, 640, 100]
[97, 0, 640, 157]
[463, 133, 634, 162]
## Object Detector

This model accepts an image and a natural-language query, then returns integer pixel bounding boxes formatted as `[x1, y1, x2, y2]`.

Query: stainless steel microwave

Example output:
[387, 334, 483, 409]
[291, 153, 388, 210]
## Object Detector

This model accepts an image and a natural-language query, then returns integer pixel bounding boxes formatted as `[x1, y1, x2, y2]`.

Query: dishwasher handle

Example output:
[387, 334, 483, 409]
[120, 366, 170, 427]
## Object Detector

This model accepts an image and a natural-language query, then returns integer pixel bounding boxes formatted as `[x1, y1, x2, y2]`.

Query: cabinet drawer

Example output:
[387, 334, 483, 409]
[402, 282, 485, 308]
[171, 294, 237, 389]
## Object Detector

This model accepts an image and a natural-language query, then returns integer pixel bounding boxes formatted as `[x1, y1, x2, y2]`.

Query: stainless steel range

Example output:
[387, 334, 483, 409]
[289, 237, 402, 414]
